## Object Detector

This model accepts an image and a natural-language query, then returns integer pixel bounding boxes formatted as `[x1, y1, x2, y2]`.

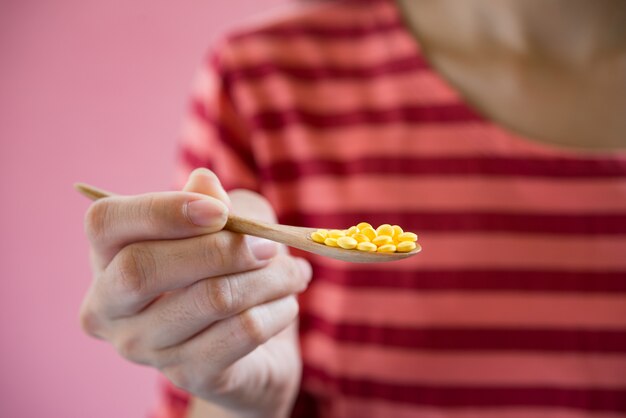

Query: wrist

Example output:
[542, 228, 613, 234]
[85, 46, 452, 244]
[188, 380, 299, 418]
[189, 396, 295, 418]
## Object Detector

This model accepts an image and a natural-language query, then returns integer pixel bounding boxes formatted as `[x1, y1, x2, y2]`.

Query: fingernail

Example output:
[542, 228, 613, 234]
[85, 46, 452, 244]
[246, 236, 278, 261]
[185, 199, 226, 227]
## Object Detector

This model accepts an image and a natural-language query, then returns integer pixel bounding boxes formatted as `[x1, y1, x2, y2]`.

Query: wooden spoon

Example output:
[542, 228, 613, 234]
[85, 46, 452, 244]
[74, 183, 421, 263]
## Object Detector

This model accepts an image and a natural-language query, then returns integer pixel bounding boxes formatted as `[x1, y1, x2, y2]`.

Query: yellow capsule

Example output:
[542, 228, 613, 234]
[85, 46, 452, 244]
[376, 224, 394, 237]
[317, 229, 328, 236]
[360, 226, 377, 241]
[328, 229, 346, 238]
[346, 226, 359, 236]
[356, 242, 377, 252]
[372, 235, 393, 247]
[397, 241, 417, 252]
[392, 225, 403, 237]
[324, 237, 339, 247]
[356, 222, 372, 230]
[377, 244, 397, 253]
[310, 232, 326, 243]
[397, 232, 418, 242]
[352, 233, 370, 243]
[337, 236, 358, 249]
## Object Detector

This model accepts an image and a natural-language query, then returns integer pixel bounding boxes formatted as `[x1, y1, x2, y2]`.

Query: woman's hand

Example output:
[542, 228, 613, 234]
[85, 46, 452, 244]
[79, 169, 311, 417]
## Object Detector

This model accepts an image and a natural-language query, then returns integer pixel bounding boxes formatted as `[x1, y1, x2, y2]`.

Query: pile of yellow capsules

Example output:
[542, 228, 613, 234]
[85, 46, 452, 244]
[310, 222, 419, 253]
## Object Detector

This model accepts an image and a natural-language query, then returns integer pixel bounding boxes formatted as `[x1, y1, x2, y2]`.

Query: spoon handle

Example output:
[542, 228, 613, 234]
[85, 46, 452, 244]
[74, 182, 111, 201]
[225, 214, 315, 250]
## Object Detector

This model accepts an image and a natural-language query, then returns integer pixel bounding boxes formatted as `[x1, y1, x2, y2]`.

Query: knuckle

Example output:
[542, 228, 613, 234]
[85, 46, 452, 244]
[84, 200, 112, 243]
[238, 309, 268, 346]
[205, 233, 237, 271]
[162, 365, 207, 395]
[140, 193, 185, 232]
[203, 278, 236, 317]
[139, 194, 161, 231]
[206, 232, 262, 273]
[115, 333, 147, 365]
[79, 305, 103, 338]
[114, 245, 154, 297]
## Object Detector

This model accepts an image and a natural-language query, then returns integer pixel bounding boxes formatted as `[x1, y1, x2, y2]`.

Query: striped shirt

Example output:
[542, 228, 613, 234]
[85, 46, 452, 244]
[153, 0, 626, 416]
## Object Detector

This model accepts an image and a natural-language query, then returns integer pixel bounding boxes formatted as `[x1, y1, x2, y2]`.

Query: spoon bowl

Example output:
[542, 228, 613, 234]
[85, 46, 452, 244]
[75, 183, 421, 263]
[225, 214, 421, 263]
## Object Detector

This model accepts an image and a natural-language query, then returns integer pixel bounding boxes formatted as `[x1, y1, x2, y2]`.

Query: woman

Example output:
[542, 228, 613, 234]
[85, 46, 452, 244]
[79, 0, 626, 416]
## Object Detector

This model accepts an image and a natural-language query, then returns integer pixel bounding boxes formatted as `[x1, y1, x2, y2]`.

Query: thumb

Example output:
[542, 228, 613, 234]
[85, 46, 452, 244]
[183, 168, 231, 208]
[186, 169, 282, 254]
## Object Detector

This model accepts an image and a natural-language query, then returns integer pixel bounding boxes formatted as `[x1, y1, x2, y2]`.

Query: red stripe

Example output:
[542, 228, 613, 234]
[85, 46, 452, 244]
[229, 20, 404, 41]
[310, 263, 626, 293]
[303, 365, 626, 410]
[260, 157, 626, 180]
[278, 211, 626, 235]
[291, 390, 321, 418]
[190, 100, 257, 171]
[226, 55, 428, 82]
[251, 104, 481, 130]
[300, 314, 626, 353]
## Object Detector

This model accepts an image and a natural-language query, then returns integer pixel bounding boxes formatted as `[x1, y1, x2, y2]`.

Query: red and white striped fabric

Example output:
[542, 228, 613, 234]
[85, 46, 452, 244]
[153, 0, 626, 416]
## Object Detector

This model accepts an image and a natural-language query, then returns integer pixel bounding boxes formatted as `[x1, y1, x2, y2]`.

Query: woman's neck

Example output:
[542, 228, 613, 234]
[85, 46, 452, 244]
[394, 0, 626, 151]
[396, 0, 626, 67]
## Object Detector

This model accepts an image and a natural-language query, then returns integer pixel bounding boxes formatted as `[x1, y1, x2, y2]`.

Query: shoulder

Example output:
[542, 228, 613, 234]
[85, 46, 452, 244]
[228, 0, 391, 38]
[211, 0, 399, 70]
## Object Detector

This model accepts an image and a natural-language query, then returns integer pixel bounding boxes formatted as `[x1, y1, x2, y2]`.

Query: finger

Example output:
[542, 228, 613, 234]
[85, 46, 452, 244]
[183, 168, 231, 209]
[94, 230, 280, 318]
[229, 187, 291, 256]
[160, 295, 299, 391]
[229, 189, 277, 223]
[85, 191, 228, 268]
[119, 255, 311, 348]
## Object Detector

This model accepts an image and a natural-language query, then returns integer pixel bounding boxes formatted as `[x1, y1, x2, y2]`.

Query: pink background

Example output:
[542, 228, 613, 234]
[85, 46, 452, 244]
[0, 1, 283, 417]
